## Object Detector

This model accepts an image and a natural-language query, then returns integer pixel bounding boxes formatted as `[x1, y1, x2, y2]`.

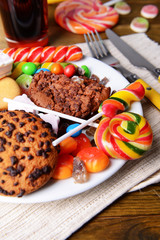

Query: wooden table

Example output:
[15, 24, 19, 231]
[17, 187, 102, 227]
[0, 1, 160, 239]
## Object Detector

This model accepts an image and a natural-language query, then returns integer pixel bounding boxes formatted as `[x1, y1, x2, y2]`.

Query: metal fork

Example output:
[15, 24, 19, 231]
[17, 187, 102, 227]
[84, 30, 136, 81]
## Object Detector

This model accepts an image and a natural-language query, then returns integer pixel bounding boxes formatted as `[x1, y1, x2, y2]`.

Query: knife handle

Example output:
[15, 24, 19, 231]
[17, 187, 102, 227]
[135, 78, 160, 111]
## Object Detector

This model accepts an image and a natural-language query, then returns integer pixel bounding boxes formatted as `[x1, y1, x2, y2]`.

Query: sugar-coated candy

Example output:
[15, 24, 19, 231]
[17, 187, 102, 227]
[141, 4, 159, 19]
[99, 81, 145, 119]
[35, 68, 51, 74]
[66, 123, 82, 137]
[55, 0, 119, 34]
[94, 112, 153, 160]
[130, 17, 149, 33]
[2, 45, 83, 63]
[22, 62, 37, 75]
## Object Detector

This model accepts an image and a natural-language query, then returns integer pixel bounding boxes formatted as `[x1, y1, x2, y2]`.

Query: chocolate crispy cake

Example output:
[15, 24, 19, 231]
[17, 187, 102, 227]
[28, 71, 110, 119]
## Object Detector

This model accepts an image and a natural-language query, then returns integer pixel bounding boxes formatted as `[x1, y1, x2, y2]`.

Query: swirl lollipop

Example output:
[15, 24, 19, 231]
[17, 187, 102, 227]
[94, 112, 153, 160]
[55, 0, 119, 34]
[99, 81, 145, 118]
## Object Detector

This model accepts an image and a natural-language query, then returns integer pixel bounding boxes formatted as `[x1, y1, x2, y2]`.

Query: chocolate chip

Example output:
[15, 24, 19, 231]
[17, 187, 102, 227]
[19, 122, 26, 127]
[0, 128, 4, 132]
[22, 147, 29, 152]
[0, 137, 6, 144]
[45, 148, 51, 152]
[28, 137, 34, 142]
[31, 117, 37, 122]
[16, 132, 25, 143]
[0, 115, 3, 119]
[32, 125, 38, 130]
[13, 145, 20, 151]
[10, 156, 18, 165]
[0, 157, 3, 162]
[6, 167, 18, 176]
[40, 132, 48, 137]
[1, 180, 5, 184]
[27, 118, 32, 122]
[14, 182, 19, 186]
[13, 117, 19, 122]
[17, 189, 25, 197]
[45, 140, 51, 147]
[0, 146, 5, 152]
[28, 154, 34, 160]
[2, 119, 7, 125]
[7, 123, 15, 131]
[36, 149, 43, 156]
[5, 131, 13, 138]
[42, 122, 52, 129]
[22, 113, 31, 118]
[39, 141, 44, 148]
[7, 142, 11, 146]
[43, 165, 51, 174]
[9, 190, 15, 196]
[17, 165, 25, 173]
[8, 111, 17, 117]
[3, 172, 7, 175]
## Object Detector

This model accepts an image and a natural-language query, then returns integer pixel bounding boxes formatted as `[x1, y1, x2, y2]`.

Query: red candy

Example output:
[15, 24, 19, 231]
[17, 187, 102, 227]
[2, 45, 83, 63]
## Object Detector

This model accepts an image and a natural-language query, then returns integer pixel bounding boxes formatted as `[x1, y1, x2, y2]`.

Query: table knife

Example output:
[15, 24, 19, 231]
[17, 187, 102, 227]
[105, 29, 160, 81]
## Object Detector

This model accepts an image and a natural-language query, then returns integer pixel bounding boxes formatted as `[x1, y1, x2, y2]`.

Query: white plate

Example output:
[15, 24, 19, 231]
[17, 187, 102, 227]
[0, 56, 143, 204]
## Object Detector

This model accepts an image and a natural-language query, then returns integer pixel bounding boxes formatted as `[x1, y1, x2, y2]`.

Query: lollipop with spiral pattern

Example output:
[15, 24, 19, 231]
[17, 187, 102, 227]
[94, 112, 153, 160]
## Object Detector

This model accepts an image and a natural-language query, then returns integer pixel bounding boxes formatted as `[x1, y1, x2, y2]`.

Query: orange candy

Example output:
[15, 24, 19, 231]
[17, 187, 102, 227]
[51, 63, 64, 74]
[72, 133, 92, 156]
[53, 154, 74, 179]
[77, 147, 110, 173]
[59, 137, 77, 155]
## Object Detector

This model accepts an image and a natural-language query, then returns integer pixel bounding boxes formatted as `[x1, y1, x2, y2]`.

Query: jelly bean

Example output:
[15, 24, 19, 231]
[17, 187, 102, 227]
[72, 133, 92, 156]
[35, 68, 51, 74]
[81, 65, 91, 78]
[66, 123, 82, 137]
[22, 62, 37, 75]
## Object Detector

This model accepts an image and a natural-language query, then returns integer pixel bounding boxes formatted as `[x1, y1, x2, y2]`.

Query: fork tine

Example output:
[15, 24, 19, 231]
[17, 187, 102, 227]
[84, 33, 96, 58]
[87, 32, 100, 58]
[91, 31, 104, 58]
[95, 30, 109, 56]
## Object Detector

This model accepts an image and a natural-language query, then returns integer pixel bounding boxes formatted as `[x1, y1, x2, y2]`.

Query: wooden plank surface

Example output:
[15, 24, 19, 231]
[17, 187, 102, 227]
[0, 1, 160, 239]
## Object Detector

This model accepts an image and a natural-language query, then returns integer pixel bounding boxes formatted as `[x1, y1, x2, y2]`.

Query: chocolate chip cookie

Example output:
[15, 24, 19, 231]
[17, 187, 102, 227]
[0, 110, 57, 197]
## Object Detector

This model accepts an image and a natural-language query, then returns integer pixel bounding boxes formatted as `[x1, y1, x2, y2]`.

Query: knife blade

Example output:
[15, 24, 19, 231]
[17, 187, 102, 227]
[105, 28, 160, 81]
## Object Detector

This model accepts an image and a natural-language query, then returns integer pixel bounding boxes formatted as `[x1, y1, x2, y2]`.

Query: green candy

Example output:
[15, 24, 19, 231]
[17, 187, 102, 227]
[22, 62, 37, 75]
[16, 74, 32, 89]
[81, 65, 91, 78]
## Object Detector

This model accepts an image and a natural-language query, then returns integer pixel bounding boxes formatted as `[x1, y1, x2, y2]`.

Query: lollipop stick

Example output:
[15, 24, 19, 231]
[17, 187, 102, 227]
[52, 112, 103, 146]
[3, 98, 98, 128]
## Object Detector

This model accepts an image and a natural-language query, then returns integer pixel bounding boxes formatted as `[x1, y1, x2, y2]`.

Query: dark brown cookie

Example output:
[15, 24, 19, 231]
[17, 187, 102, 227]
[0, 110, 57, 197]
[28, 71, 110, 119]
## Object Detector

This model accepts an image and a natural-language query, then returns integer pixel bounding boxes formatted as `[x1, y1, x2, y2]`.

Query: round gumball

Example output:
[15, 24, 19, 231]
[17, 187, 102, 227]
[64, 64, 76, 77]
[51, 63, 64, 74]
[141, 4, 159, 19]
[22, 62, 37, 75]
[66, 123, 82, 137]
[81, 65, 91, 78]
[130, 17, 149, 33]
[35, 68, 51, 74]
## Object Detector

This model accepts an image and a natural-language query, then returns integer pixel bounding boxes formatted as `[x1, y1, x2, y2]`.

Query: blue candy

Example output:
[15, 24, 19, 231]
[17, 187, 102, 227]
[66, 123, 82, 137]
[35, 68, 51, 74]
